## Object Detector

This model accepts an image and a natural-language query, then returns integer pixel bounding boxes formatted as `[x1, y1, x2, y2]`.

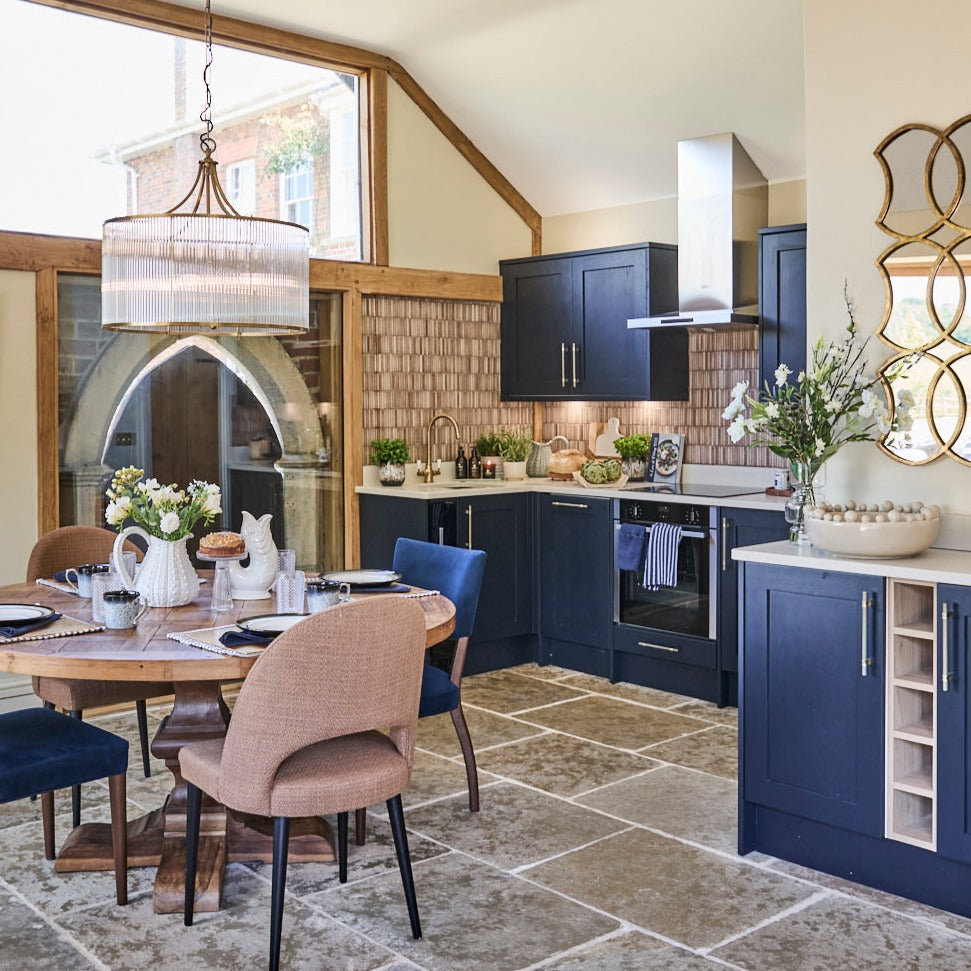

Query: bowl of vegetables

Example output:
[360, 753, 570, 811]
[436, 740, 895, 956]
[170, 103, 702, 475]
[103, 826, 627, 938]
[573, 459, 627, 489]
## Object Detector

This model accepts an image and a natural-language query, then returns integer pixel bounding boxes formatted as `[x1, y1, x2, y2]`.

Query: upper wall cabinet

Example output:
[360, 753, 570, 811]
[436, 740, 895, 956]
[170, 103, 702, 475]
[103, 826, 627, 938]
[758, 223, 807, 390]
[499, 243, 687, 401]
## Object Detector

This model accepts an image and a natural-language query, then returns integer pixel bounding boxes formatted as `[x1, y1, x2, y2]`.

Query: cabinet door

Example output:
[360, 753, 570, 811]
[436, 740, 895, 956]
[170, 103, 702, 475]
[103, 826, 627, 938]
[500, 257, 575, 399]
[457, 493, 533, 642]
[358, 493, 432, 569]
[759, 224, 807, 388]
[742, 563, 884, 835]
[718, 507, 790, 674]
[539, 495, 611, 649]
[937, 583, 971, 863]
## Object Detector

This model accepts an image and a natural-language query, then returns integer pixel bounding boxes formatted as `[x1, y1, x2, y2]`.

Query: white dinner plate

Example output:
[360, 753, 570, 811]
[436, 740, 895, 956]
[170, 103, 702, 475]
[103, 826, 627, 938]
[0, 603, 56, 624]
[321, 569, 402, 588]
[237, 613, 307, 637]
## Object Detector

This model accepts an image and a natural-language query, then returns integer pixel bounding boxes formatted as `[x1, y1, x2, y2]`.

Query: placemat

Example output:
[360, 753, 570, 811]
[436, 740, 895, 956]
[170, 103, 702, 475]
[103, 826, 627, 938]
[35, 578, 78, 594]
[0, 615, 104, 644]
[167, 625, 267, 658]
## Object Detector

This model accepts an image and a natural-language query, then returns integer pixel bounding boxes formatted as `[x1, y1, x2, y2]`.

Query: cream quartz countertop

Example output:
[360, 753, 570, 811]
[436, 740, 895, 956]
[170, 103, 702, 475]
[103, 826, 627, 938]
[356, 476, 792, 512]
[733, 540, 971, 585]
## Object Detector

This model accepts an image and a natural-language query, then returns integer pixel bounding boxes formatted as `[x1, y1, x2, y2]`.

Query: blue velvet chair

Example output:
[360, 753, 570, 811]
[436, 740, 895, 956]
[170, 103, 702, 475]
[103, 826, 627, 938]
[0, 706, 130, 904]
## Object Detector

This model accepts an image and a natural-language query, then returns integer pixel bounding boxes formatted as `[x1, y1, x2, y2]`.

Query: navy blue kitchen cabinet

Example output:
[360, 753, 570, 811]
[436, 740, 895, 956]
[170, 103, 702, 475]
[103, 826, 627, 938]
[717, 506, 790, 704]
[359, 490, 534, 672]
[499, 243, 686, 402]
[741, 562, 884, 837]
[538, 494, 612, 675]
[758, 223, 806, 390]
[937, 583, 971, 864]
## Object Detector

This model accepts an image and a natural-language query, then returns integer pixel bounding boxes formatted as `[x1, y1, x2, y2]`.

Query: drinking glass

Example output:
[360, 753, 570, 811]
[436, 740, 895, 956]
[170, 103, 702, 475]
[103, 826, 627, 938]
[91, 571, 121, 624]
[274, 570, 306, 614]
[277, 549, 296, 574]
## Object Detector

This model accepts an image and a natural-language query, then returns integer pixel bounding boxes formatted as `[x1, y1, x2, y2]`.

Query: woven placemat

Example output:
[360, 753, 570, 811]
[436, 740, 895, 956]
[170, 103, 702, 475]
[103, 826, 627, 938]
[167, 626, 266, 658]
[0, 615, 104, 644]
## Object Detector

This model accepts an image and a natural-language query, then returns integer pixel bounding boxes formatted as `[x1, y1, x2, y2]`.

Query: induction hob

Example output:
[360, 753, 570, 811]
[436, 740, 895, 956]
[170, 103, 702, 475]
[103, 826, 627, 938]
[618, 482, 764, 498]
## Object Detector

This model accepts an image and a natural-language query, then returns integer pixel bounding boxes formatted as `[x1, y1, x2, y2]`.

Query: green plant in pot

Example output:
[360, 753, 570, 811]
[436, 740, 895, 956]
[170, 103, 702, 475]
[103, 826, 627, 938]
[370, 438, 409, 487]
[497, 427, 532, 480]
[474, 431, 505, 478]
[613, 433, 651, 480]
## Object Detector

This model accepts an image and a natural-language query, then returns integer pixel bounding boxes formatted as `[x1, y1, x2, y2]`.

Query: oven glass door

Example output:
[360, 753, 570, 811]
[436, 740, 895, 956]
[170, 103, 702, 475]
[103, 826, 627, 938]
[617, 525, 712, 639]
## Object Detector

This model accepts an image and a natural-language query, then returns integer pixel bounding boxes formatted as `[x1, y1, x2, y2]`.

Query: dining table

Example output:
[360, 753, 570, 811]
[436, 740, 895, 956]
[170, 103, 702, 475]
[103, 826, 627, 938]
[0, 576, 455, 914]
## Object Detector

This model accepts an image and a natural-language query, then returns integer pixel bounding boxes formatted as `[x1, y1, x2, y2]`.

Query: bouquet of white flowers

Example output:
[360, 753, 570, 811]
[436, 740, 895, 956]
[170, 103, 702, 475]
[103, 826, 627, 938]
[105, 466, 221, 540]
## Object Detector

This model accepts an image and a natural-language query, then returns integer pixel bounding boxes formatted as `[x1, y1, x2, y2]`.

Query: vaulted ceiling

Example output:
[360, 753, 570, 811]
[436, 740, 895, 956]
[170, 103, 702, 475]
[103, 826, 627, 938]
[218, 0, 806, 216]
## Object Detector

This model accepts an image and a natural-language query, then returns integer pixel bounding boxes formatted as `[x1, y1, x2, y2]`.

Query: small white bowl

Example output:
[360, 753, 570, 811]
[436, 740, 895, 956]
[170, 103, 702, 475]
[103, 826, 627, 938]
[805, 516, 939, 559]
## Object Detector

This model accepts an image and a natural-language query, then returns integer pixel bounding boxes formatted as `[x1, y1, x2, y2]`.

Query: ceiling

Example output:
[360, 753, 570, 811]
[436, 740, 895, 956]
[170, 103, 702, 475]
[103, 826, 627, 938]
[217, 0, 806, 217]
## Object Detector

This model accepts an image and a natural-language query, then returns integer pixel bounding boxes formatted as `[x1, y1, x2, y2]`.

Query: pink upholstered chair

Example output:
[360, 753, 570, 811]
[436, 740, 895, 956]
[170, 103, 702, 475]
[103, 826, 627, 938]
[180, 597, 428, 971]
[26, 525, 171, 827]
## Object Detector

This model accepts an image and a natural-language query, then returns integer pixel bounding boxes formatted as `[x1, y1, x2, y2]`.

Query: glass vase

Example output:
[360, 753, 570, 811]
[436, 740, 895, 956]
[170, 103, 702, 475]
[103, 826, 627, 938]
[784, 460, 825, 544]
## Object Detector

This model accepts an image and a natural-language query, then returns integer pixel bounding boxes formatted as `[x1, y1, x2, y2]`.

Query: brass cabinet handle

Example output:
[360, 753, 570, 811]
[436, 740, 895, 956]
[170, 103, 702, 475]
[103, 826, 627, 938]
[551, 501, 588, 509]
[638, 641, 679, 653]
[861, 591, 874, 676]
[942, 602, 953, 692]
[721, 516, 729, 572]
[561, 343, 567, 388]
[571, 342, 578, 388]
[466, 504, 472, 549]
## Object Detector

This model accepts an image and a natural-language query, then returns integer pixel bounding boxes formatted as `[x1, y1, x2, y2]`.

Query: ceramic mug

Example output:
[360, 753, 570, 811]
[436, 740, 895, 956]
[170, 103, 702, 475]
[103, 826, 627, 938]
[64, 562, 110, 599]
[306, 579, 351, 613]
[102, 589, 148, 629]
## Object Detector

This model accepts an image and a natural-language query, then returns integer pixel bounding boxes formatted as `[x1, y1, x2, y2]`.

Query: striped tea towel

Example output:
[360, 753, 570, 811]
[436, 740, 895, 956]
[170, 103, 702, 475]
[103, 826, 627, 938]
[643, 522, 682, 591]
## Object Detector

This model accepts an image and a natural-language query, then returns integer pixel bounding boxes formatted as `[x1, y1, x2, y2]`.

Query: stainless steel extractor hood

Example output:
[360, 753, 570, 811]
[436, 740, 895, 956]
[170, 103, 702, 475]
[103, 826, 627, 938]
[628, 133, 767, 330]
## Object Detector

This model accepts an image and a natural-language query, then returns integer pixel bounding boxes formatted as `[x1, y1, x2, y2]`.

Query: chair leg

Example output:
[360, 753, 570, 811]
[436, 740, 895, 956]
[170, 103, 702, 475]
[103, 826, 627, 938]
[107, 772, 128, 906]
[70, 710, 82, 829]
[387, 794, 421, 940]
[337, 812, 348, 884]
[184, 782, 202, 926]
[40, 791, 55, 860]
[136, 700, 152, 778]
[354, 807, 367, 846]
[270, 817, 291, 971]
[449, 704, 480, 813]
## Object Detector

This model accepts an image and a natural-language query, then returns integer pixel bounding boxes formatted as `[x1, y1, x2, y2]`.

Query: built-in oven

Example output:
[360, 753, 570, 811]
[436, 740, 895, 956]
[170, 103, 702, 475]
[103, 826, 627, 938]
[613, 498, 717, 641]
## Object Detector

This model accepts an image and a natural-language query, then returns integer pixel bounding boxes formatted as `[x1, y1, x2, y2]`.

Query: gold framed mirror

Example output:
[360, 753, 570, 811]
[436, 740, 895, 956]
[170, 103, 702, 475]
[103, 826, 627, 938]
[875, 112, 971, 466]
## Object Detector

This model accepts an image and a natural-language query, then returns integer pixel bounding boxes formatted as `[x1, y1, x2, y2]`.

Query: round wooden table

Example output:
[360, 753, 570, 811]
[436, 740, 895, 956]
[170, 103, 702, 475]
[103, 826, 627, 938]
[0, 579, 454, 914]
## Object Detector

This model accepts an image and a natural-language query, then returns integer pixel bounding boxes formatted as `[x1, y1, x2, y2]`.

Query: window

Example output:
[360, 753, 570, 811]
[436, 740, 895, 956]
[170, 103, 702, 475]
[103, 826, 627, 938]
[225, 160, 256, 214]
[280, 161, 314, 233]
[329, 109, 360, 242]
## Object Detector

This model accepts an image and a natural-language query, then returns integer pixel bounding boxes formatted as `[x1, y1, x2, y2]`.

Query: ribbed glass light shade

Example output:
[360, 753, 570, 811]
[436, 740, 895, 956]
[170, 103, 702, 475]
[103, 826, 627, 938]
[101, 213, 309, 335]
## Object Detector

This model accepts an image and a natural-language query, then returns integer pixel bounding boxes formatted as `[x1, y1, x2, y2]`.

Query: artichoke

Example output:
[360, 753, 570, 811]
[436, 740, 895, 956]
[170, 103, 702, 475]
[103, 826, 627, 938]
[581, 460, 608, 484]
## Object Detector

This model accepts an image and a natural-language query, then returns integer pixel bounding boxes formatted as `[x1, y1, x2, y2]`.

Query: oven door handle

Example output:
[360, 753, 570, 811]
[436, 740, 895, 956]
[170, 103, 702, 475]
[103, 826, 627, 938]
[613, 522, 707, 543]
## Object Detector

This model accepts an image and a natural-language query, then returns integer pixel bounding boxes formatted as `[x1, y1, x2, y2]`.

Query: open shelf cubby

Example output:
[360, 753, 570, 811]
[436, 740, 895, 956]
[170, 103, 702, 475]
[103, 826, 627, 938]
[886, 579, 937, 851]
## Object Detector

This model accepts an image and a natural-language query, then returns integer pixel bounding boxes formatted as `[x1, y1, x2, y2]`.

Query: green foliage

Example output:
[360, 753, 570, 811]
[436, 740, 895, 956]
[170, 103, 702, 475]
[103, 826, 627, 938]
[263, 104, 327, 176]
[474, 431, 504, 456]
[497, 428, 532, 462]
[613, 434, 651, 459]
[370, 438, 409, 465]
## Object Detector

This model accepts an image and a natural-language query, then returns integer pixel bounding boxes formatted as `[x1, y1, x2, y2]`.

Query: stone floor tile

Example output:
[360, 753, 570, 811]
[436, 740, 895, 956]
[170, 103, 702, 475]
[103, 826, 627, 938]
[517, 694, 709, 749]
[316, 852, 619, 971]
[541, 929, 723, 970]
[477, 731, 659, 797]
[669, 699, 739, 727]
[527, 827, 813, 949]
[557, 672, 691, 708]
[404, 781, 627, 870]
[508, 662, 579, 682]
[404, 748, 501, 809]
[712, 893, 971, 970]
[415, 706, 543, 758]
[0, 884, 96, 970]
[461, 669, 588, 713]
[642, 725, 738, 779]
[576, 764, 738, 854]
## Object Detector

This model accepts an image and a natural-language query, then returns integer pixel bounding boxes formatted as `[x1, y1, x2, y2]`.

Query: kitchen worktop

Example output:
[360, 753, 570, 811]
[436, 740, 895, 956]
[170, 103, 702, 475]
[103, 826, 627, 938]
[356, 477, 791, 511]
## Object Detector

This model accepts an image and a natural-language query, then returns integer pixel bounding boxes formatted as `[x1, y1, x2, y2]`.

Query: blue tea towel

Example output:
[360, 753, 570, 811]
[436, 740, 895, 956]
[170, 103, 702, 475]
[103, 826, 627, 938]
[643, 523, 683, 591]
[615, 524, 647, 572]
[0, 612, 62, 639]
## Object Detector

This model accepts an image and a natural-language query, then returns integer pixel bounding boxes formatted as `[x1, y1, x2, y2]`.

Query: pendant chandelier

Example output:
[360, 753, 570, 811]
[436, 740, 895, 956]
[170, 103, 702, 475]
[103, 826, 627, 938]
[101, 0, 309, 335]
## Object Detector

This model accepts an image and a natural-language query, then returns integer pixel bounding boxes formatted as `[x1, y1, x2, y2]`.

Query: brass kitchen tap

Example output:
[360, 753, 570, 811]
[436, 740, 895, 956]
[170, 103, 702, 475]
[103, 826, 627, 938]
[424, 413, 461, 483]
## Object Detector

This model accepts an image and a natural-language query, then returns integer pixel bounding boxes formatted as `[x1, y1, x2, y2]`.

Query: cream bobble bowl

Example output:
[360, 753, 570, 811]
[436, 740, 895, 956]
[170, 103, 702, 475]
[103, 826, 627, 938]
[804, 501, 940, 558]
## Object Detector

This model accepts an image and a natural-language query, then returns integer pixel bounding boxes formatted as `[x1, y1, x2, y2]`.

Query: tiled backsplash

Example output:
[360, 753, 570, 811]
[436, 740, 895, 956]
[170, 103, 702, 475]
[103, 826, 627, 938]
[362, 295, 779, 468]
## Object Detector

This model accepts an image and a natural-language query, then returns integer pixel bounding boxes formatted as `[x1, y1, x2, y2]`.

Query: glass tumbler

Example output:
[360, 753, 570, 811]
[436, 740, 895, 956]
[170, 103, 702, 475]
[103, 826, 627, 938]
[274, 570, 306, 614]
[277, 549, 296, 574]
[91, 571, 122, 624]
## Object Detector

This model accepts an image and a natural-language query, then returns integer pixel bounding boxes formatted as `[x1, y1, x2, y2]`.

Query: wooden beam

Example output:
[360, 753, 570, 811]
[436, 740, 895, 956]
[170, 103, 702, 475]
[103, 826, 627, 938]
[35, 268, 59, 535]
[309, 261, 501, 303]
[368, 69, 390, 267]
[0, 231, 100, 273]
[341, 289, 363, 569]
[387, 64, 542, 239]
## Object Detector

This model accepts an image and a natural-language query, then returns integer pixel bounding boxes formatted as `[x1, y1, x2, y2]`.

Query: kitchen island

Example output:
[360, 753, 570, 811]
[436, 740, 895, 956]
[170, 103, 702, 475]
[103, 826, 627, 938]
[734, 540, 971, 918]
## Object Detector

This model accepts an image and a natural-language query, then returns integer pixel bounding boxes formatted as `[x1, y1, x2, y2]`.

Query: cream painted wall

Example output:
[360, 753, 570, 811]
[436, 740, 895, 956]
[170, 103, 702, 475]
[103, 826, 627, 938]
[804, 0, 971, 513]
[0, 270, 38, 584]
[386, 78, 533, 273]
[541, 180, 806, 255]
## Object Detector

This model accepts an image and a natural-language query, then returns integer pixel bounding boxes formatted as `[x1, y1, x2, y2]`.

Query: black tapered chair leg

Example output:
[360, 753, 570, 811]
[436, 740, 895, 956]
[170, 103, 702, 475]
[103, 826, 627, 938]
[387, 794, 421, 939]
[270, 816, 291, 971]
[184, 782, 202, 926]
[135, 700, 152, 778]
[337, 811, 348, 884]
[70, 710, 82, 828]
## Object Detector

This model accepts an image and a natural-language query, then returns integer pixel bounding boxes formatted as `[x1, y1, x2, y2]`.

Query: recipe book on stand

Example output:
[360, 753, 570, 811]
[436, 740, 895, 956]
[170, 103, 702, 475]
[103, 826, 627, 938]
[645, 433, 684, 485]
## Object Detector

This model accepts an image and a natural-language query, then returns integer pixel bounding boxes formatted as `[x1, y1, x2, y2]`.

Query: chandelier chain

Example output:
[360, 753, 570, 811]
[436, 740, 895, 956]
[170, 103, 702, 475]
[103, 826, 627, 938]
[199, 0, 215, 156]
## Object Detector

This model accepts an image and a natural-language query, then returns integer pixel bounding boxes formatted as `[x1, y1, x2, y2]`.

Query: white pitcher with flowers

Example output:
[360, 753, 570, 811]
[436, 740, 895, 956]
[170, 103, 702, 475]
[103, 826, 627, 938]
[106, 466, 221, 607]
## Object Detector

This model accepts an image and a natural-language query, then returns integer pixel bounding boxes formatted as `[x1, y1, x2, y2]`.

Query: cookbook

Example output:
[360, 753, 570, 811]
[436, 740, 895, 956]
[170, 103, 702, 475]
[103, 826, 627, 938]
[646, 433, 683, 484]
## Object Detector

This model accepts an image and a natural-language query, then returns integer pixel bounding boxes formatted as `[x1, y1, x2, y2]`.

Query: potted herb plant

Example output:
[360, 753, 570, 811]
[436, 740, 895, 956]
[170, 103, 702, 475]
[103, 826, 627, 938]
[497, 427, 532, 481]
[475, 430, 505, 479]
[370, 438, 409, 487]
[613, 433, 651, 481]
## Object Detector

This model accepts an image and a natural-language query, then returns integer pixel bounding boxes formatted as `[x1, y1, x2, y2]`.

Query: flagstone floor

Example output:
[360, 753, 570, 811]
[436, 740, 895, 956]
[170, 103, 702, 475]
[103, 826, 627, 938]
[3, 664, 971, 969]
